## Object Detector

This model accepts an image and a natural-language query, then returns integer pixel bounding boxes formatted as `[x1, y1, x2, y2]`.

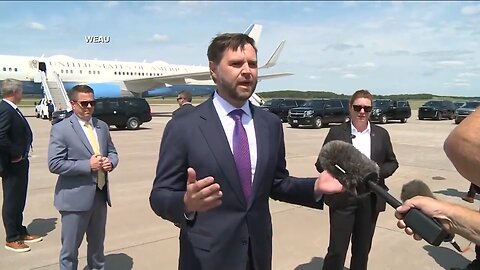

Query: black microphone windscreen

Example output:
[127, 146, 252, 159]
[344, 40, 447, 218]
[400, 179, 436, 202]
[318, 140, 379, 195]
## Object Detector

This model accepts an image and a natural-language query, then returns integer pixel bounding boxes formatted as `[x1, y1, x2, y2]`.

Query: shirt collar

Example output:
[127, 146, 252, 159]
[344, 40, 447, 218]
[213, 91, 252, 118]
[2, 99, 17, 110]
[351, 121, 371, 135]
[77, 116, 94, 127]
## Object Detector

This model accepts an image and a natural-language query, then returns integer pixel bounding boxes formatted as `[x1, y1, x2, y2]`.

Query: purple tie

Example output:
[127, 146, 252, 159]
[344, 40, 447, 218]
[229, 109, 252, 200]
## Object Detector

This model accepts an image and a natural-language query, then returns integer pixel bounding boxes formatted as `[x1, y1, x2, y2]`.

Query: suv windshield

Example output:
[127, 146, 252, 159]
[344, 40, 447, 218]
[303, 100, 325, 108]
[423, 101, 442, 107]
[373, 100, 391, 107]
[263, 99, 282, 106]
[464, 101, 480, 108]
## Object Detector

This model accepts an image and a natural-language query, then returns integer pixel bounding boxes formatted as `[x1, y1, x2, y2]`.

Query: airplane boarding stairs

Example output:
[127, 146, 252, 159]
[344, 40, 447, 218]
[40, 71, 71, 111]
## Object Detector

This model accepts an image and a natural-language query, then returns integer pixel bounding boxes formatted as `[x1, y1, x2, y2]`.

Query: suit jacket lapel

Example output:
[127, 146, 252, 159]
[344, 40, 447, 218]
[343, 122, 353, 143]
[248, 105, 268, 209]
[70, 115, 95, 155]
[92, 118, 106, 155]
[198, 99, 247, 206]
[370, 125, 380, 162]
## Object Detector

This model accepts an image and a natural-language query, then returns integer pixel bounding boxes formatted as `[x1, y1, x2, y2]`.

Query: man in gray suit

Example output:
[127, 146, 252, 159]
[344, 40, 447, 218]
[48, 85, 119, 270]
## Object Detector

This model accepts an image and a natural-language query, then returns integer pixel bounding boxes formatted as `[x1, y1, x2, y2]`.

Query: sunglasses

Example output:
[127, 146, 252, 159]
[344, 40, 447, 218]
[352, 105, 372, 112]
[176, 97, 183, 101]
[73, 100, 96, 107]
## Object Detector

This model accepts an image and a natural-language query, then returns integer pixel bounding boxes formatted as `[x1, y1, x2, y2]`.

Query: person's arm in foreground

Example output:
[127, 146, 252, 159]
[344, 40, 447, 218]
[443, 109, 480, 186]
[395, 196, 480, 244]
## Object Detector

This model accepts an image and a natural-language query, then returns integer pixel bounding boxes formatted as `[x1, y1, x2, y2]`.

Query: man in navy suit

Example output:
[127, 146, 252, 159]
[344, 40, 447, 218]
[0, 78, 42, 252]
[316, 89, 399, 270]
[149, 33, 344, 270]
[48, 85, 119, 270]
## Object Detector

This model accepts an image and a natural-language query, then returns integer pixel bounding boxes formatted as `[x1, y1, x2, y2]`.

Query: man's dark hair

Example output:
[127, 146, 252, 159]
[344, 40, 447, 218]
[207, 33, 257, 64]
[70, 84, 94, 100]
[179, 90, 192, 102]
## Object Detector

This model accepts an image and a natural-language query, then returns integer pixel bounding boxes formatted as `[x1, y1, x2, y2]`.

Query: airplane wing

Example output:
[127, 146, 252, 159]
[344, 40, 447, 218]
[258, 72, 293, 81]
[123, 71, 211, 93]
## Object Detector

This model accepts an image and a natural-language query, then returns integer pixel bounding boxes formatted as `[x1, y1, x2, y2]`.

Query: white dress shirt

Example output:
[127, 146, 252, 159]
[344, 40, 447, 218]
[351, 122, 371, 159]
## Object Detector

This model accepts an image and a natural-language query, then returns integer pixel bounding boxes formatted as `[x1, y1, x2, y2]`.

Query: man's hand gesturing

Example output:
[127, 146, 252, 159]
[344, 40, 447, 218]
[184, 168, 223, 213]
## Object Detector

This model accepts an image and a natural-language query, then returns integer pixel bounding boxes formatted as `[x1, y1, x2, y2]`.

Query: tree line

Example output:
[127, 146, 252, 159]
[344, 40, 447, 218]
[256, 90, 479, 100]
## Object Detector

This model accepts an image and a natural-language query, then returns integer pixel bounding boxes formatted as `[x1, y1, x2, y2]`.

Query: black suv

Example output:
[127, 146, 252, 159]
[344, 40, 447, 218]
[455, 101, 480, 124]
[287, 98, 349, 128]
[260, 98, 306, 122]
[418, 100, 456, 120]
[94, 97, 152, 129]
[52, 97, 152, 129]
[370, 99, 411, 124]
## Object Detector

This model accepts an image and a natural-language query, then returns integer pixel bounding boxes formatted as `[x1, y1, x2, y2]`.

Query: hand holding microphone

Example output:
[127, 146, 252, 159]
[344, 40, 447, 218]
[318, 140, 451, 247]
[400, 180, 462, 252]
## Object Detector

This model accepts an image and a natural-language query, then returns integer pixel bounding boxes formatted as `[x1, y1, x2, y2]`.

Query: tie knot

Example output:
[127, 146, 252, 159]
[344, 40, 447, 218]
[229, 109, 244, 121]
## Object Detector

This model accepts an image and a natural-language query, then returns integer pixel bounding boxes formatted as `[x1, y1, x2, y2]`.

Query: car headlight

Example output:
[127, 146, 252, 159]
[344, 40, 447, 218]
[304, 110, 314, 117]
[373, 108, 381, 115]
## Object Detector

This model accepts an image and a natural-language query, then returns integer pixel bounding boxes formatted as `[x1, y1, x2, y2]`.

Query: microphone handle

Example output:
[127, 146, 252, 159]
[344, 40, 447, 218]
[366, 181, 450, 246]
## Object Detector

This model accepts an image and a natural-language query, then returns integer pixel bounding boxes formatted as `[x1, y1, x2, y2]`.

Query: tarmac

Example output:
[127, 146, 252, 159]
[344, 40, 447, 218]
[0, 104, 478, 270]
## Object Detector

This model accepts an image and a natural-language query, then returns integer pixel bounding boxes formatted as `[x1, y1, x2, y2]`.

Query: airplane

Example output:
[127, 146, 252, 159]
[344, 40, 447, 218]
[0, 24, 291, 101]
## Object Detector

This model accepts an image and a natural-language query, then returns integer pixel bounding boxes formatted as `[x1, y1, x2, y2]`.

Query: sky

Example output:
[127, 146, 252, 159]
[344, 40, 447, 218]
[0, 1, 479, 96]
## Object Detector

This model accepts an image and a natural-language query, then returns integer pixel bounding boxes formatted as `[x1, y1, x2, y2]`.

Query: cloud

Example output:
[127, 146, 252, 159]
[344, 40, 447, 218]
[375, 50, 412, 56]
[151, 34, 169, 42]
[342, 73, 358, 79]
[458, 72, 479, 78]
[443, 82, 470, 87]
[346, 62, 377, 69]
[29, 22, 46, 31]
[461, 4, 480, 15]
[436, 60, 465, 67]
[323, 43, 363, 51]
[105, 1, 119, 8]
[306, 75, 320, 80]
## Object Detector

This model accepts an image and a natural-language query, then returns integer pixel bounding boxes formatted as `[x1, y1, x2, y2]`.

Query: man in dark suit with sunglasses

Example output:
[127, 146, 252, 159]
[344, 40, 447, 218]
[172, 90, 195, 118]
[48, 85, 118, 270]
[316, 89, 398, 270]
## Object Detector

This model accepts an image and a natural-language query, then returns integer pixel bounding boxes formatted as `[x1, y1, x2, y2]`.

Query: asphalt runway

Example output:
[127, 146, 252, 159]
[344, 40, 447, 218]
[0, 104, 477, 270]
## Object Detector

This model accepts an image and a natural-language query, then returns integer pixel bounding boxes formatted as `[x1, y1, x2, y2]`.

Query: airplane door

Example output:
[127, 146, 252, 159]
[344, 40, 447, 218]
[39, 62, 47, 73]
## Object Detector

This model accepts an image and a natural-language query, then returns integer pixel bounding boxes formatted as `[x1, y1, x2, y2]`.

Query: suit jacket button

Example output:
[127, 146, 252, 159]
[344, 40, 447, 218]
[241, 239, 248, 245]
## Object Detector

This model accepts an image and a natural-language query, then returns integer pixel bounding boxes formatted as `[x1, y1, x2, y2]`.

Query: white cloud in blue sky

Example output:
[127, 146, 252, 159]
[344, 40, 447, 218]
[0, 1, 479, 96]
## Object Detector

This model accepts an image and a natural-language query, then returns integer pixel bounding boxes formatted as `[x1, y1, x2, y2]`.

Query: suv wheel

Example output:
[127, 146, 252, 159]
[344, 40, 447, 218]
[313, 117, 323, 129]
[379, 114, 388, 124]
[400, 117, 407, 123]
[436, 112, 442, 120]
[126, 117, 140, 129]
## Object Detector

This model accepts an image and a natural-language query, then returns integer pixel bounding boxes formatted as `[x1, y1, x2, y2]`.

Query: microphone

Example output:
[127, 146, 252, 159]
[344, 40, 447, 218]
[318, 140, 451, 246]
[401, 180, 462, 252]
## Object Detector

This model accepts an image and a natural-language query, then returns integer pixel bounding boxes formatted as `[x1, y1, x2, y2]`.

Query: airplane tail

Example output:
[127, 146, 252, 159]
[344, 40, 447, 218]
[259, 40, 286, 69]
[244, 24, 263, 45]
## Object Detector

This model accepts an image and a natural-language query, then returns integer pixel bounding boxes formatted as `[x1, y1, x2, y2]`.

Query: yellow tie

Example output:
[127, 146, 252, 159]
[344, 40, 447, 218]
[85, 122, 106, 190]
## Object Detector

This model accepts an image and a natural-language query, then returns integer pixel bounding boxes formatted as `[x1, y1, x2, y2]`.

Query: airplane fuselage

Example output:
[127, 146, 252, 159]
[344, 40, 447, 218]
[0, 54, 210, 97]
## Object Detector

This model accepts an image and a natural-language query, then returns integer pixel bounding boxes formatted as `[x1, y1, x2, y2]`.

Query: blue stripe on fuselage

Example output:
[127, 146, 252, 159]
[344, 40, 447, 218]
[1, 80, 215, 98]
